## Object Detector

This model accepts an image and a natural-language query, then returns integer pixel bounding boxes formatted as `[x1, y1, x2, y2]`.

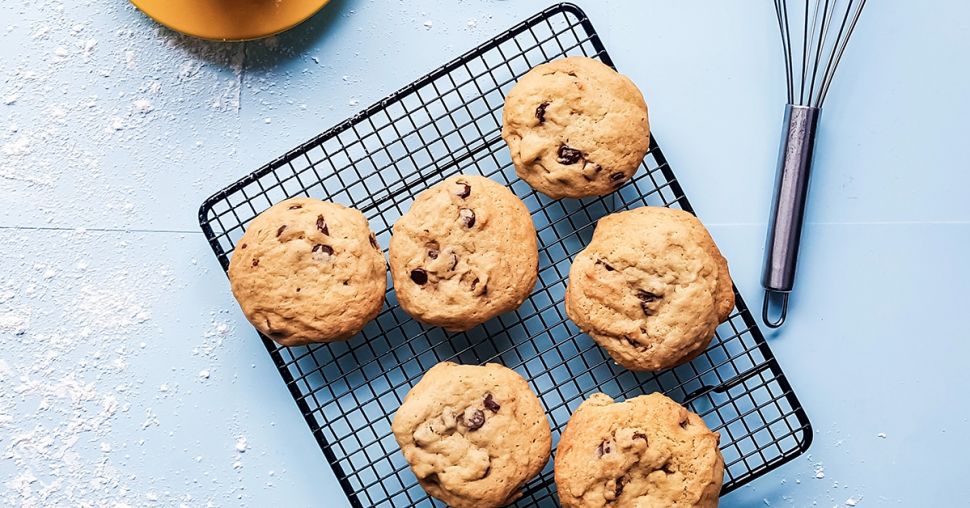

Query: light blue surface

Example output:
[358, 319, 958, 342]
[0, 0, 967, 506]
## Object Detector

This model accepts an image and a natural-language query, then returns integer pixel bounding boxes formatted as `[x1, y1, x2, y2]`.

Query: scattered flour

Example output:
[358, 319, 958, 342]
[79, 38, 97, 59]
[132, 99, 153, 114]
[0, 311, 29, 335]
[2, 136, 31, 157]
[0, 257, 147, 505]
[814, 464, 825, 479]
[0, 6, 254, 499]
[0, 222, 249, 505]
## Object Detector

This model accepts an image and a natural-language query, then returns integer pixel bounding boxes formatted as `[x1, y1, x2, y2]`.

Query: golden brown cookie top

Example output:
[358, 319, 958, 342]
[565, 206, 734, 371]
[554, 393, 724, 508]
[392, 362, 552, 508]
[502, 56, 650, 198]
[389, 175, 538, 331]
[227, 197, 386, 346]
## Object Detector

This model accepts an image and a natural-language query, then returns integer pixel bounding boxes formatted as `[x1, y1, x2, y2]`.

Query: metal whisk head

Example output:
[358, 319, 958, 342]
[774, 0, 867, 107]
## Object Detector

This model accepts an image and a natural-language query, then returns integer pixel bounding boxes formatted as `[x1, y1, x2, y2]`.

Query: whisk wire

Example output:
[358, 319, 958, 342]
[818, 0, 867, 105]
[805, 0, 830, 107]
[814, 0, 854, 107]
[774, 0, 795, 103]
[799, 0, 810, 105]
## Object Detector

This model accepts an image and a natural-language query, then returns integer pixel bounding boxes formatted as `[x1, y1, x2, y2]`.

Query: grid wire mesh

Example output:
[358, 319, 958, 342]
[198, 4, 812, 507]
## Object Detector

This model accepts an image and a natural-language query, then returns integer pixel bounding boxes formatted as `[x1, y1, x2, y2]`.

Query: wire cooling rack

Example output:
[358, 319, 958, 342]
[199, 4, 812, 506]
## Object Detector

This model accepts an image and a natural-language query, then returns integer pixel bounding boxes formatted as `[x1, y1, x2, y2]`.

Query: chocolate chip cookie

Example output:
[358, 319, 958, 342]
[227, 197, 386, 346]
[389, 175, 539, 331]
[565, 206, 734, 371]
[392, 362, 552, 508]
[555, 393, 723, 508]
[501, 56, 650, 199]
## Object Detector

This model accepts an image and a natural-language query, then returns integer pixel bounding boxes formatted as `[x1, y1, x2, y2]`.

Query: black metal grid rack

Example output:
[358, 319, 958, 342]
[198, 4, 812, 506]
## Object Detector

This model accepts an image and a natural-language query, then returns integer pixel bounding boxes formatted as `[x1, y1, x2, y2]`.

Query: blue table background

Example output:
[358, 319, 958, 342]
[1, 0, 967, 506]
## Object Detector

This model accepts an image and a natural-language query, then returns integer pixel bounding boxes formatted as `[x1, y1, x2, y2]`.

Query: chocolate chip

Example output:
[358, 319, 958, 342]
[251, 258, 259, 267]
[454, 181, 471, 199]
[470, 277, 480, 291]
[459, 208, 476, 228]
[240, 243, 248, 250]
[557, 144, 583, 164]
[369, 233, 379, 250]
[288, 204, 302, 210]
[463, 409, 485, 431]
[614, 476, 625, 498]
[535, 101, 549, 123]
[633, 432, 648, 444]
[312, 244, 333, 255]
[316, 215, 329, 235]
[636, 290, 660, 316]
[483, 393, 500, 412]
[296, 287, 301, 292]
[449, 253, 459, 271]
[597, 440, 613, 457]
[276, 225, 287, 237]
[680, 417, 690, 429]
[612, 173, 628, 187]
[410, 268, 428, 285]
[425, 241, 440, 257]
[596, 259, 615, 271]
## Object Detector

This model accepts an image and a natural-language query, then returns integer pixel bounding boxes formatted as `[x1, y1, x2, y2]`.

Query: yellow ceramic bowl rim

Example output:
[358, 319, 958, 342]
[130, 0, 331, 42]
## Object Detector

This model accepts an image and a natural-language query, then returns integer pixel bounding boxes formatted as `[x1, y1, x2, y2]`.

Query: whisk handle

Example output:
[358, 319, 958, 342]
[761, 104, 820, 327]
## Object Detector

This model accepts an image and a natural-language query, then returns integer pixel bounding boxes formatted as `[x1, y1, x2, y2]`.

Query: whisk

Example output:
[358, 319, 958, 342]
[762, 0, 867, 327]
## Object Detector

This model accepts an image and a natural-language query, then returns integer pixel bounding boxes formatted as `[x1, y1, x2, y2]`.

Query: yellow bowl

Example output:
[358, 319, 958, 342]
[130, 0, 331, 42]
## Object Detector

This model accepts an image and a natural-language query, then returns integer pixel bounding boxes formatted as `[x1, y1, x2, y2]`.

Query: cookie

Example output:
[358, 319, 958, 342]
[501, 56, 650, 199]
[555, 392, 723, 508]
[227, 197, 386, 346]
[389, 175, 539, 331]
[392, 362, 552, 508]
[565, 206, 734, 371]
